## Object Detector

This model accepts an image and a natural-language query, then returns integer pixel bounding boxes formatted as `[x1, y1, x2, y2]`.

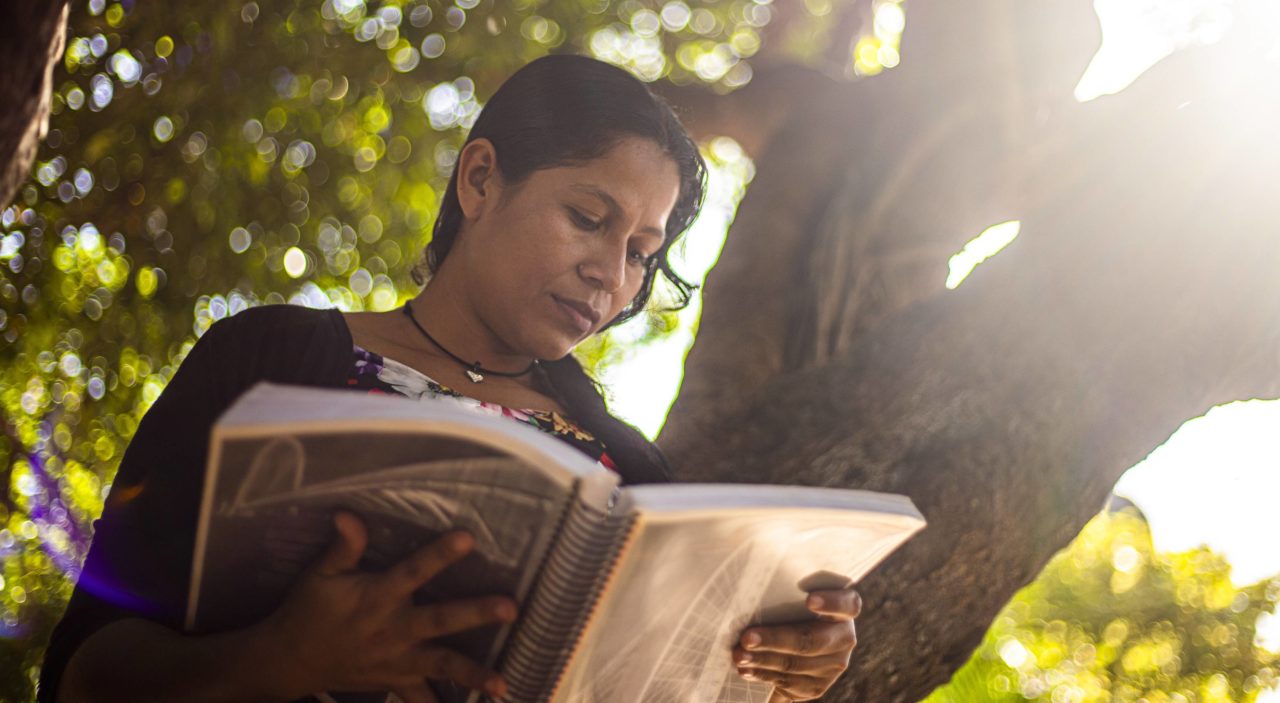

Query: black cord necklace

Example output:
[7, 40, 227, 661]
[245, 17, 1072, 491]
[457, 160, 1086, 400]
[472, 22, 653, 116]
[401, 302, 538, 384]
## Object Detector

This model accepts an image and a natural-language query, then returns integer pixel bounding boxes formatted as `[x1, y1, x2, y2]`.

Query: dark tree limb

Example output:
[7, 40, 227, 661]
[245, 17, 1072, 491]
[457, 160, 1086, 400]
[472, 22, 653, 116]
[652, 62, 843, 159]
[651, 0, 874, 158]
[0, 0, 71, 210]
[656, 84, 880, 454]
[661, 1, 1280, 700]
[817, 0, 871, 70]
[898, 0, 1102, 109]
[667, 84, 1280, 701]
[661, 1, 1107, 452]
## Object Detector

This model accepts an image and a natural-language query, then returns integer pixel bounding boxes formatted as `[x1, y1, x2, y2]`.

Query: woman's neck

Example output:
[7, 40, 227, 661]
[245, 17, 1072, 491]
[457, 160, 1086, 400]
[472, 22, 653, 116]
[407, 278, 537, 376]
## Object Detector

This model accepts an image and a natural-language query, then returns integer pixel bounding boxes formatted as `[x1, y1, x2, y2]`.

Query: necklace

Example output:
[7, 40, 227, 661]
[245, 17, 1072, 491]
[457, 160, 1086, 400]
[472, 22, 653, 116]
[401, 302, 538, 384]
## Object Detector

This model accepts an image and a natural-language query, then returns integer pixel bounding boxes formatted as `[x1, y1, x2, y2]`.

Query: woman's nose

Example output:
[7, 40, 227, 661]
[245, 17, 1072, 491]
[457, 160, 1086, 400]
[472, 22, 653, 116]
[577, 244, 627, 293]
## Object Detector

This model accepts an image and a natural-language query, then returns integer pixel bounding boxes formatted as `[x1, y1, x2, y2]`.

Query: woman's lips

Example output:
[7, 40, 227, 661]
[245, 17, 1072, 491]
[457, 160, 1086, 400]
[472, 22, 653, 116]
[553, 295, 594, 334]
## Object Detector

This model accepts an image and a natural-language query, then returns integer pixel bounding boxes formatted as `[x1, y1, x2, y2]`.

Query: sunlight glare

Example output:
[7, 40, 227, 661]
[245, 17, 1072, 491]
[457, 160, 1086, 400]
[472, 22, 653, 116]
[1113, 399, 1280, 586]
[1076, 0, 1235, 101]
[1258, 611, 1280, 653]
[945, 220, 1021, 290]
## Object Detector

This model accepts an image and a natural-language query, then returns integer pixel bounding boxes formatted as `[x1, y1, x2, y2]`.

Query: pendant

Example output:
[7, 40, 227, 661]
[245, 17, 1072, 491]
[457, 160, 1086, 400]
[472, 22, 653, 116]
[465, 368, 484, 384]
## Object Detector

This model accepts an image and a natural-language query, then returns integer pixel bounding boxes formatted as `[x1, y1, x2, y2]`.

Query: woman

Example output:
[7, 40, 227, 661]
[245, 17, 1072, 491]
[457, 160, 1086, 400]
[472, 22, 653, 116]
[40, 55, 860, 703]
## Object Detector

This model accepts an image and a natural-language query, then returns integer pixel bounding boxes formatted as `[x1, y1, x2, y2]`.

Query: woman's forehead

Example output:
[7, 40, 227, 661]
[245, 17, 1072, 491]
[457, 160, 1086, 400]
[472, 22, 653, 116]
[534, 139, 680, 214]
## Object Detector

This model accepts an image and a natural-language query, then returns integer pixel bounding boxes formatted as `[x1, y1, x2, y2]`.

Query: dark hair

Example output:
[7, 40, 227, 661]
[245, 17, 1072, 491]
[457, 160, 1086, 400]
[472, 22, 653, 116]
[412, 54, 708, 484]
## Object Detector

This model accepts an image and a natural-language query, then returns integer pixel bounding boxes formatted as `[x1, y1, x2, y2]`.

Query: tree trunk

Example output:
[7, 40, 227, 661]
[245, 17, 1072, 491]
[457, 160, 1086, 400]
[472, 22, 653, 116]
[660, 2, 1280, 701]
[0, 0, 71, 210]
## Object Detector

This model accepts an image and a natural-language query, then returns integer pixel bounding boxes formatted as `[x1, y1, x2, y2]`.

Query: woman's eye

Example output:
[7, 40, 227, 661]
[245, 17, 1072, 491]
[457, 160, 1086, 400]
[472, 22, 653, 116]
[628, 250, 653, 266]
[568, 208, 601, 231]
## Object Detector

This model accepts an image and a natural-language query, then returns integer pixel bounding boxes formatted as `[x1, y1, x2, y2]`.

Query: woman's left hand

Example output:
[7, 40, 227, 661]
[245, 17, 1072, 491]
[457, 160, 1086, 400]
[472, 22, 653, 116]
[732, 588, 862, 702]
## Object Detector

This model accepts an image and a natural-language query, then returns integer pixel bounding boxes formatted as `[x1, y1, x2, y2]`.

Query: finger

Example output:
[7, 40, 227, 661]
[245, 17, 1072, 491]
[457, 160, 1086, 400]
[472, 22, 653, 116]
[805, 589, 863, 621]
[412, 646, 506, 698]
[767, 690, 793, 703]
[739, 667, 829, 701]
[311, 511, 368, 576]
[741, 620, 857, 656]
[381, 531, 474, 598]
[389, 684, 439, 703]
[733, 647, 850, 678]
[408, 596, 517, 640]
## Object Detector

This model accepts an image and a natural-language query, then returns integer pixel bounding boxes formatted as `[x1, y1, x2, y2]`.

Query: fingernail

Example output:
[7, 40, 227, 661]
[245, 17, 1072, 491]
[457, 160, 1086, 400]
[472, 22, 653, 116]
[740, 669, 757, 680]
[737, 652, 753, 664]
[743, 631, 761, 649]
[496, 601, 516, 620]
[808, 595, 825, 610]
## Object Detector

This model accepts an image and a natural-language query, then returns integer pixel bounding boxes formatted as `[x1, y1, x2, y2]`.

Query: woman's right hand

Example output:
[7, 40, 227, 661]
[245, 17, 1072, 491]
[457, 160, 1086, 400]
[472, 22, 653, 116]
[250, 511, 517, 703]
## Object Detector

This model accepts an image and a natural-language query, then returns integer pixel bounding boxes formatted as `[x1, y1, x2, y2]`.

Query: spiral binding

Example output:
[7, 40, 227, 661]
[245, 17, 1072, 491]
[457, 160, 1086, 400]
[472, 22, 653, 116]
[497, 497, 636, 702]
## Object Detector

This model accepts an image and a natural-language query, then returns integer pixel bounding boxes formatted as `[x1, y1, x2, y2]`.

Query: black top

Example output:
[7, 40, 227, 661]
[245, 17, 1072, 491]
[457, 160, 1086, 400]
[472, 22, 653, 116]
[36, 303, 660, 702]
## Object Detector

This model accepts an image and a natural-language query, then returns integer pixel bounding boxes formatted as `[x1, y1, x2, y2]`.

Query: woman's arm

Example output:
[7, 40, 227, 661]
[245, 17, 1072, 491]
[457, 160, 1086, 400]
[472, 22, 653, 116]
[38, 307, 365, 702]
[57, 617, 286, 703]
[54, 515, 517, 703]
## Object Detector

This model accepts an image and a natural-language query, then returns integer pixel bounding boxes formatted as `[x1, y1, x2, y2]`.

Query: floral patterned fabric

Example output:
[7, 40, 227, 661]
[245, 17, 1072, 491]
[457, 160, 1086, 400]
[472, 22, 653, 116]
[345, 344, 619, 473]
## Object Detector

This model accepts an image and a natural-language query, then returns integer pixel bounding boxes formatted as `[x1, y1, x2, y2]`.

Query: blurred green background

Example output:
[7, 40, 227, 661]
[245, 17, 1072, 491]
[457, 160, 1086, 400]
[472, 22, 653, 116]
[1, 1, 1276, 701]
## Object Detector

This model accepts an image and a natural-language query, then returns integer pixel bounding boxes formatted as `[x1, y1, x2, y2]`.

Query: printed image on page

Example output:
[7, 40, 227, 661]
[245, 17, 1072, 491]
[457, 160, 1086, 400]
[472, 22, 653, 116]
[193, 431, 574, 703]
[555, 512, 913, 703]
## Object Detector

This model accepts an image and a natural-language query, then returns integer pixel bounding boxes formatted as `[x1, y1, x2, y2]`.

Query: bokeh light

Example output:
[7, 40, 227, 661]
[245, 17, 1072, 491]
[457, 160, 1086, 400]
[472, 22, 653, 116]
[5, 1, 1278, 701]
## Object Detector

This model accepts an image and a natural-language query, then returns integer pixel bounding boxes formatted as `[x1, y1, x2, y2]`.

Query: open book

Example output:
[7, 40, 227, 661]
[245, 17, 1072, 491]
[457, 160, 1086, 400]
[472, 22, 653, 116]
[186, 382, 925, 703]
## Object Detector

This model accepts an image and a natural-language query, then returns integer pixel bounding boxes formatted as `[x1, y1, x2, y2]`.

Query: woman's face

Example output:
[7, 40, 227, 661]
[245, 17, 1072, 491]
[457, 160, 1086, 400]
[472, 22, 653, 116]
[449, 135, 682, 361]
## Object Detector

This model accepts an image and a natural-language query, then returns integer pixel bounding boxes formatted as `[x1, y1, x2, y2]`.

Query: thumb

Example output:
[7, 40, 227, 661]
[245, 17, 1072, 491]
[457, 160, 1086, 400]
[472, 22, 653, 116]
[311, 510, 367, 576]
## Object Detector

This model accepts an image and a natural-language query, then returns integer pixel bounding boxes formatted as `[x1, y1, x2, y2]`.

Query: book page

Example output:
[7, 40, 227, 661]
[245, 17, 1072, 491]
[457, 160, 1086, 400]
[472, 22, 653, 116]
[551, 497, 924, 703]
[211, 382, 613, 494]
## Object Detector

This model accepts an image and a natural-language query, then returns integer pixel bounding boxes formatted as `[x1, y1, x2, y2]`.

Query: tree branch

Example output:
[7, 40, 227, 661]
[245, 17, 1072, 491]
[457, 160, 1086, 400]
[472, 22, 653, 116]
[0, 0, 71, 209]
[664, 51, 1280, 703]
[652, 62, 842, 159]
[657, 84, 881, 455]
[662, 1, 1280, 699]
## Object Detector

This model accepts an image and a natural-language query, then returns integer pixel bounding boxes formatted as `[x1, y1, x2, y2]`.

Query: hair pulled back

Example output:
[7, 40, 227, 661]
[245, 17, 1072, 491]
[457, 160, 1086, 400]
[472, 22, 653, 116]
[412, 54, 708, 484]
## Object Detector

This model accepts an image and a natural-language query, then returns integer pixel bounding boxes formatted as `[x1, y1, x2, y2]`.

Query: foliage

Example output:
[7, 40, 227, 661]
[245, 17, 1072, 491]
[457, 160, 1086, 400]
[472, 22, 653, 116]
[0, 0, 858, 698]
[924, 509, 1280, 703]
[2, 1, 1272, 702]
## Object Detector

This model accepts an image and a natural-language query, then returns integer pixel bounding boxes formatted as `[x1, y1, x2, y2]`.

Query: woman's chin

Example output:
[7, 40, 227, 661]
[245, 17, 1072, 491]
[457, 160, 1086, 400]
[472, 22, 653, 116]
[530, 332, 588, 362]
[504, 333, 564, 363]
[536, 342, 579, 362]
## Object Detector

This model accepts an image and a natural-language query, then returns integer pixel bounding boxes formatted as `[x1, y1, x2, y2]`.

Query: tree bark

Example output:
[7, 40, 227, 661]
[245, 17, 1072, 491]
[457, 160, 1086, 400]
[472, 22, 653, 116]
[660, 2, 1280, 701]
[0, 0, 71, 210]
[652, 62, 844, 160]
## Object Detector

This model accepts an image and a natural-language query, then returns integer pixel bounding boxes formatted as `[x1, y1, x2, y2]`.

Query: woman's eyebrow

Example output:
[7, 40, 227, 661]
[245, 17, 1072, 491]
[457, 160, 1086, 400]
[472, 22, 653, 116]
[568, 183, 665, 238]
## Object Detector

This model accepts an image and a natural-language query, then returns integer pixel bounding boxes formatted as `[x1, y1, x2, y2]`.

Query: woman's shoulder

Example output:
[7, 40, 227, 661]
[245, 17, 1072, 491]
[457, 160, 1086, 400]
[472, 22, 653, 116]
[206, 303, 349, 350]
[215, 303, 345, 334]
[201, 304, 352, 387]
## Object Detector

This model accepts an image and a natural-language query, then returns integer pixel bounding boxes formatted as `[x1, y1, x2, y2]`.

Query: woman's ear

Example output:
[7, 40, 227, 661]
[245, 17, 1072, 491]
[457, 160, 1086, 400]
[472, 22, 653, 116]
[456, 138, 502, 220]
